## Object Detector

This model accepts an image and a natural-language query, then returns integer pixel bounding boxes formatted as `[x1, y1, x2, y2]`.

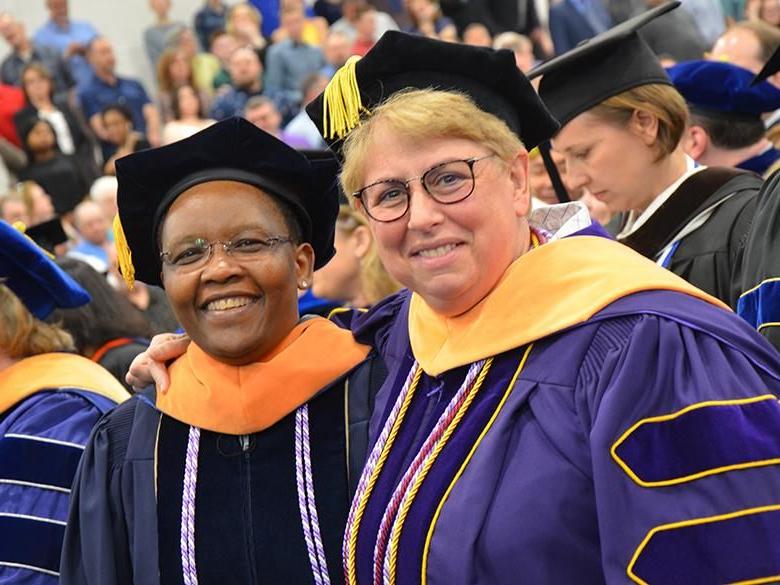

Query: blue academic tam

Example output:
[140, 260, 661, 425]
[0, 220, 89, 319]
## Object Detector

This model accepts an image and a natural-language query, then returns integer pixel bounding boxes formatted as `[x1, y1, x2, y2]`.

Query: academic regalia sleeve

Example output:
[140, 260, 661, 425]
[347, 289, 410, 361]
[61, 397, 160, 585]
[738, 168, 780, 351]
[576, 312, 780, 584]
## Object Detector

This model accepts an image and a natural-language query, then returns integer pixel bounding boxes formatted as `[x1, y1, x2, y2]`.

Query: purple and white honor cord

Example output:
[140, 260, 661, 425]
[296, 404, 331, 585]
[181, 426, 200, 585]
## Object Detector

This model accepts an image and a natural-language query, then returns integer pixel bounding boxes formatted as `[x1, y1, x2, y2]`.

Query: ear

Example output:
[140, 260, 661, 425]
[685, 125, 709, 162]
[629, 109, 660, 147]
[294, 242, 315, 288]
[508, 149, 531, 217]
[351, 225, 372, 260]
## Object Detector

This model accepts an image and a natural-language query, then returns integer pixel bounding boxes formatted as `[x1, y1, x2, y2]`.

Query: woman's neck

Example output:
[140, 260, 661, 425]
[34, 150, 57, 163]
[32, 97, 54, 111]
[633, 146, 689, 216]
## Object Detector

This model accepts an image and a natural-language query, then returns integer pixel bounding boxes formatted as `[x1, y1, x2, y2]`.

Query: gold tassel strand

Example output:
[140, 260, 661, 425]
[323, 55, 365, 140]
[112, 214, 135, 290]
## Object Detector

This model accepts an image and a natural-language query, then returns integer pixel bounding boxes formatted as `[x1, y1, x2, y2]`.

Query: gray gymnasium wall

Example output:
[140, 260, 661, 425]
[1, 0, 205, 93]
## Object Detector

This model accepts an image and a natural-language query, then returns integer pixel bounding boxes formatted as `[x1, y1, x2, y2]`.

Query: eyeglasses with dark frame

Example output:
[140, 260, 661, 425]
[160, 235, 294, 272]
[352, 154, 498, 223]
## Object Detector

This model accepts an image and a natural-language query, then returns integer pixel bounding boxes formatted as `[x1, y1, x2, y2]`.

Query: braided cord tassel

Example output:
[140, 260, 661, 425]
[343, 364, 424, 585]
[372, 360, 487, 584]
[181, 426, 201, 585]
[383, 359, 494, 585]
[296, 405, 331, 585]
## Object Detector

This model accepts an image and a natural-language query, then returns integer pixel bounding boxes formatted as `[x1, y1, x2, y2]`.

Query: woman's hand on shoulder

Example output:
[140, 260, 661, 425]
[126, 332, 191, 393]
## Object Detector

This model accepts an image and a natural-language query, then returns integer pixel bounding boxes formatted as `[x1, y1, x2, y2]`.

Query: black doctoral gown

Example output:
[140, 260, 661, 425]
[739, 167, 780, 351]
[619, 167, 761, 309]
[60, 355, 386, 585]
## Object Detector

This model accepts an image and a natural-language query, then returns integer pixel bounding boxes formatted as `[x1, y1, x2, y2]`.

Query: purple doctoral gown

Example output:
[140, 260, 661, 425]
[342, 287, 780, 585]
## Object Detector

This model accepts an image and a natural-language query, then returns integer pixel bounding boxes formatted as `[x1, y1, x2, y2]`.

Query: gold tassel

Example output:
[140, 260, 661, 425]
[112, 214, 135, 290]
[323, 55, 365, 139]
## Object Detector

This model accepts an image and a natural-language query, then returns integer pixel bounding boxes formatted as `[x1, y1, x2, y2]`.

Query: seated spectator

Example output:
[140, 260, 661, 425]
[88, 175, 118, 227]
[0, 12, 74, 101]
[709, 20, 780, 81]
[18, 118, 87, 215]
[226, 3, 267, 53]
[162, 84, 216, 144]
[210, 46, 265, 120]
[194, 0, 228, 50]
[321, 29, 352, 78]
[244, 95, 310, 148]
[167, 26, 219, 97]
[265, 4, 326, 112]
[33, 0, 99, 87]
[156, 47, 211, 123]
[50, 257, 153, 391]
[284, 73, 328, 148]
[404, 0, 457, 41]
[78, 37, 160, 155]
[0, 192, 28, 224]
[143, 0, 184, 70]
[270, 0, 330, 45]
[15, 62, 98, 181]
[331, 0, 399, 43]
[67, 199, 111, 270]
[351, 5, 378, 55]
[747, 0, 780, 26]
[15, 180, 56, 226]
[493, 31, 536, 72]
[463, 22, 493, 47]
[100, 104, 152, 175]
[0, 220, 127, 585]
[206, 29, 238, 91]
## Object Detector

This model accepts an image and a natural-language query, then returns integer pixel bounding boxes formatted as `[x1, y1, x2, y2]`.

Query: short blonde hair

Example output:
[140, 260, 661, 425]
[335, 205, 402, 304]
[0, 284, 75, 358]
[588, 84, 688, 160]
[340, 89, 524, 196]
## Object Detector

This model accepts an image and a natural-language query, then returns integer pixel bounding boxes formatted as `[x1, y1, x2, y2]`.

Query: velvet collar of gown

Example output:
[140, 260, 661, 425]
[157, 316, 370, 434]
[0, 352, 130, 414]
[409, 236, 727, 377]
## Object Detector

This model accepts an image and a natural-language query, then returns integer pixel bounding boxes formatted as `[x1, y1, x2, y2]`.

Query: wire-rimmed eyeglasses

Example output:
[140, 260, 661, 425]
[352, 154, 497, 223]
[160, 235, 293, 272]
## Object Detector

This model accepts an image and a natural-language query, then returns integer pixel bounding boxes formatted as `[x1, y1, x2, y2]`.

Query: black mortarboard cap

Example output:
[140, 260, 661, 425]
[530, 1, 679, 129]
[0, 220, 90, 319]
[306, 30, 559, 155]
[753, 45, 780, 86]
[114, 117, 340, 288]
[25, 217, 69, 254]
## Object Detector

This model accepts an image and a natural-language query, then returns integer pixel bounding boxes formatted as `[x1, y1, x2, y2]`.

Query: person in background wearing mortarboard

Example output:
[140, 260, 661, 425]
[60, 118, 384, 584]
[669, 59, 780, 176]
[532, 1, 762, 310]
[0, 220, 128, 584]
[132, 27, 780, 584]
[738, 45, 780, 352]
